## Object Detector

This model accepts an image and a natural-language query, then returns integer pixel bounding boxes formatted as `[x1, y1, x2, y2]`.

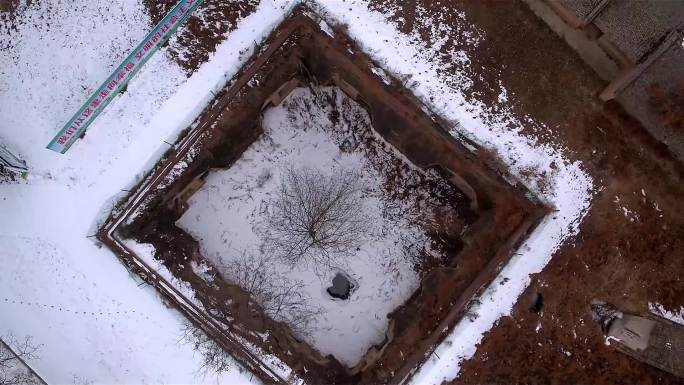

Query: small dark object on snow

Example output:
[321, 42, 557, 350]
[529, 292, 544, 313]
[327, 272, 352, 300]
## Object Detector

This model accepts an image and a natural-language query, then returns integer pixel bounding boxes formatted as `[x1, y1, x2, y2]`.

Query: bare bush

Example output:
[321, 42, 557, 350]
[0, 334, 43, 385]
[179, 323, 232, 378]
[264, 167, 369, 269]
[220, 253, 320, 336]
[223, 252, 271, 297]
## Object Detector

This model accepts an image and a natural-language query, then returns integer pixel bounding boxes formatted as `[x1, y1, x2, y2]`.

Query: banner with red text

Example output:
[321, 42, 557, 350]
[47, 0, 203, 154]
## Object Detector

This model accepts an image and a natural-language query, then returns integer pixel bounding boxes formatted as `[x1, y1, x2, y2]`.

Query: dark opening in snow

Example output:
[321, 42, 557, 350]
[327, 272, 354, 300]
[529, 292, 544, 313]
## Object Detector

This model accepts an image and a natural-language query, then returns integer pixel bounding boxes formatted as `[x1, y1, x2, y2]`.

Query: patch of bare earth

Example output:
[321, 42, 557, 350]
[143, 0, 258, 73]
[0, 0, 20, 14]
[369, 1, 684, 384]
[0, 0, 23, 31]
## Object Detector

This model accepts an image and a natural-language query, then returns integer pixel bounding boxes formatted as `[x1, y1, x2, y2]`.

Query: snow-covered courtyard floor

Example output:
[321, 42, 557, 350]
[177, 86, 458, 367]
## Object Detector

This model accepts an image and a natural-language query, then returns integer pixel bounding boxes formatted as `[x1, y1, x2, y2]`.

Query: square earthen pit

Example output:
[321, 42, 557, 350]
[99, 7, 547, 385]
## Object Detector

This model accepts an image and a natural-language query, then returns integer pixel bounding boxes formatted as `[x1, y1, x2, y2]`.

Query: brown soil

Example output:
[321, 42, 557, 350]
[648, 83, 684, 133]
[367, 1, 684, 384]
[0, 0, 21, 13]
[143, 0, 258, 73]
[99, 8, 546, 385]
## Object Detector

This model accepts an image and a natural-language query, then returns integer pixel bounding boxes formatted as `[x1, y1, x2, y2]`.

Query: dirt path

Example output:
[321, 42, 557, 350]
[365, 1, 684, 384]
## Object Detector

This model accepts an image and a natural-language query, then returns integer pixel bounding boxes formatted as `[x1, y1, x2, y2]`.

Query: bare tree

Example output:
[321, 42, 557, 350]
[264, 167, 369, 269]
[179, 323, 232, 378]
[222, 252, 272, 297]
[219, 253, 320, 336]
[0, 334, 43, 385]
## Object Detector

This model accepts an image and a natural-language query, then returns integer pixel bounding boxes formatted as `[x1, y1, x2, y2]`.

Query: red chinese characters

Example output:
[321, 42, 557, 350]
[107, 79, 118, 91]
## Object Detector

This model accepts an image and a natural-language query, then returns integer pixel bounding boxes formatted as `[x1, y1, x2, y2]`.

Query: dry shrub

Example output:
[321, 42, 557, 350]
[219, 253, 321, 336]
[0, 334, 42, 385]
[179, 323, 232, 378]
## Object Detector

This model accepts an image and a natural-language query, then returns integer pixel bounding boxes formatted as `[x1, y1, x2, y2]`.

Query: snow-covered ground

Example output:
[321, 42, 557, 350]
[649, 303, 684, 326]
[178, 87, 443, 367]
[0, 0, 594, 383]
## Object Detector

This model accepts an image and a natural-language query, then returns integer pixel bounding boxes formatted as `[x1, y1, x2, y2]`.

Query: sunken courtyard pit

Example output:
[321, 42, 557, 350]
[99, 7, 547, 385]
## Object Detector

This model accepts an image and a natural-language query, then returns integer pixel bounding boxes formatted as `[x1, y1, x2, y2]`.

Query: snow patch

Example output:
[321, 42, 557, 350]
[649, 303, 684, 326]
